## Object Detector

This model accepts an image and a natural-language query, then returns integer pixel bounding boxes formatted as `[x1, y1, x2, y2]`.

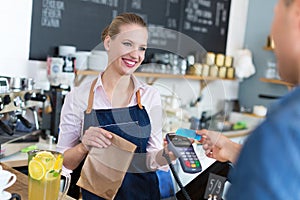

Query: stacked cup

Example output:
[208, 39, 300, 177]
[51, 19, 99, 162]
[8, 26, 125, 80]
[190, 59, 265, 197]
[0, 166, 17, 200]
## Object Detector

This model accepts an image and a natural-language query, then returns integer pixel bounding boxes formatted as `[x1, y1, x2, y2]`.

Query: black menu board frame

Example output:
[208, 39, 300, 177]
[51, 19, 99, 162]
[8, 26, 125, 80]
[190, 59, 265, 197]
[29, 0, 231, 61]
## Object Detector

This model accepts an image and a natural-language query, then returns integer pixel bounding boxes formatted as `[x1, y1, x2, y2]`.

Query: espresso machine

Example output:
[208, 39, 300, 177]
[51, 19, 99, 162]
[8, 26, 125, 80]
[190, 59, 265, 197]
[0, 77, 47, 158]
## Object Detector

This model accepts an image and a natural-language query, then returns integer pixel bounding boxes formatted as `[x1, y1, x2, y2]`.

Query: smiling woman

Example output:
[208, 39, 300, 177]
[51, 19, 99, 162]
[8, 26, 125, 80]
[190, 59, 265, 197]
[103, 23, 148, 80]
[56, 13, 174, 200]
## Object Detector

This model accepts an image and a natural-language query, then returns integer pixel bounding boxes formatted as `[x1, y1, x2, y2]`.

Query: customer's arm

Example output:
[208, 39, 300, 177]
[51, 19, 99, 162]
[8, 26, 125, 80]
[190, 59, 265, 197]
[197, 129, 242, 163]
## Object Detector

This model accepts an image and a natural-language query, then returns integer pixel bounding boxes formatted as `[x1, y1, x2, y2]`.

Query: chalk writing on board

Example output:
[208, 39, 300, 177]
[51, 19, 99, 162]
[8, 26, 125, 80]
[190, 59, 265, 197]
[183, 0, 229, 35]
[30, 0, 231, 60]
[184, 0, 213, 33]
[148, 26, 178, 47]
[80, 0, 119, 7]
[41, 0, 64, 28]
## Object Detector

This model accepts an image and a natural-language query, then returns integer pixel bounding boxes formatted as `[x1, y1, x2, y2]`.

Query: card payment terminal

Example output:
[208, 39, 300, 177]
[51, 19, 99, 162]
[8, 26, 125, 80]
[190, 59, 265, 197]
[166, 133, 202, 173]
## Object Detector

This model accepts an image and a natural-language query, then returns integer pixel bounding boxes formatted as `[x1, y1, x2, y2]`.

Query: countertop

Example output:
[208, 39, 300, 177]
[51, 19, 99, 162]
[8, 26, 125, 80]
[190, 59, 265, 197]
[0, 162, 75, 200]
[0, 136, 218, 194]
[0, 115, 262, 199]
[0, 137, 56, 168]
[223, 112, 264, 136]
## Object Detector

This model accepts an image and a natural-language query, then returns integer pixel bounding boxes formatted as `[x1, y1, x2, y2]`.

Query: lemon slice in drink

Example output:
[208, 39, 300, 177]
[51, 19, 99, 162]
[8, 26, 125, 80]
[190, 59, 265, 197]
[53, 154, 63, 170]
[45, 169, 60, 181]
[29, 160, 45, 180]
[34, 151, 56, 170]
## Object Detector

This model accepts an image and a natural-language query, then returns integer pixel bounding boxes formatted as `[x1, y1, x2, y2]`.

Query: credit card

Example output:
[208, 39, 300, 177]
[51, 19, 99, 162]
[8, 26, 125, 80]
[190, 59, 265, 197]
[175, 128, 201, 140]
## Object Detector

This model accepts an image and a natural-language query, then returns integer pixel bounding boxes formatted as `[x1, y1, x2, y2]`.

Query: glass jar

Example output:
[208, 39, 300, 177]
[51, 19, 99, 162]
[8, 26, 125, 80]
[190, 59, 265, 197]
[227, 67, 235, 79]
[202, 64, 210, 77]
[206, 52, 215, 66]
[209, 65, 219, 77]
[216, 54, 225, 67]
[218, 66, 227, 78]
[194, 63, 202, 76]
[224, 56, 233, 67]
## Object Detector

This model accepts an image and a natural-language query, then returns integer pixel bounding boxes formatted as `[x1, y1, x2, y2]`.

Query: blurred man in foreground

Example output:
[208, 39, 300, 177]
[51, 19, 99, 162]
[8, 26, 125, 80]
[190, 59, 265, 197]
[199, 0, 300, 199]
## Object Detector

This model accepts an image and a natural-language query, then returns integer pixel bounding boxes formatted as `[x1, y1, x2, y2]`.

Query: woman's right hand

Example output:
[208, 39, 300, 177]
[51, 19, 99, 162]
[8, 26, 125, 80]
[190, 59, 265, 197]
[81, 127, 113, 151]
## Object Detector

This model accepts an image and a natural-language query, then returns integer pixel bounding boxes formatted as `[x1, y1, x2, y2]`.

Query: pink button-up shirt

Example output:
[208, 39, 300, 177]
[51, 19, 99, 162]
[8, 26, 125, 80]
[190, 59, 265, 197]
[56, 73, 165, 170]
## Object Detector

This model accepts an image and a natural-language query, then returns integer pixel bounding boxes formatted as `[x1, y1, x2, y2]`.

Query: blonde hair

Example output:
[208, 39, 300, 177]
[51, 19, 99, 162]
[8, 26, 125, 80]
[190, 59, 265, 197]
[101, 13, 147, 41]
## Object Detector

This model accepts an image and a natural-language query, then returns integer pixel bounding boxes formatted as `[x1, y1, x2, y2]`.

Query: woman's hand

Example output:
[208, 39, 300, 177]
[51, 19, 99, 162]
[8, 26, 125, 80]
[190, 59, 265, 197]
[163, 140, 177, 162]
[81, 127, 113, 151]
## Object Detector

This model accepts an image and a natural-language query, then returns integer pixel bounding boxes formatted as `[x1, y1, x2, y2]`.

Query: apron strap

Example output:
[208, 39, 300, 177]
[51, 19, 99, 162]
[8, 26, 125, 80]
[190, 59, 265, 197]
[136, 90, 143, 110]
[86, 78, 143, 113]
[86, 78, 98, 114]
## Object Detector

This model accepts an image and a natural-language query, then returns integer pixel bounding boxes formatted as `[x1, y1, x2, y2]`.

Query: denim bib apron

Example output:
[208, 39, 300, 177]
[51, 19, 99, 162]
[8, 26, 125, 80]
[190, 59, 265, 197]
[81, 79, 160, 200]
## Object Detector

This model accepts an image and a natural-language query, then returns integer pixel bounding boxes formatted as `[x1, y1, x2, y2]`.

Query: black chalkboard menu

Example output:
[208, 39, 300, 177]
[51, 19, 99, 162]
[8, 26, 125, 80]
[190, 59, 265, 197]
[29, 0, 231, 61]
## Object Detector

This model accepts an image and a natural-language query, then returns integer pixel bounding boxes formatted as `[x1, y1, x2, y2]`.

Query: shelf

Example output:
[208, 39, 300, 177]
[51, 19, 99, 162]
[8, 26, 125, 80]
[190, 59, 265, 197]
[75, 70, 236, 94]
[75, 70, 236, 85]
[260, 78, 294, 90]
[76, 70, 100, 76]
[134, 72, 235, 81]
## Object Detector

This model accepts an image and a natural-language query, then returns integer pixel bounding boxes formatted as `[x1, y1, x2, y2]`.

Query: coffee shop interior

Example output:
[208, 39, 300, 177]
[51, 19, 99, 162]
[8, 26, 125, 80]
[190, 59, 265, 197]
[0, 0, 291, 200]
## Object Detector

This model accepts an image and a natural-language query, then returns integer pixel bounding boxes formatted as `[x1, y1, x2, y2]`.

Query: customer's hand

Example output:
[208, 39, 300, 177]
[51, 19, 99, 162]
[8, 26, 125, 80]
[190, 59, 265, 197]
[197, 129, 241, 163]
[81, 127, 113, 151]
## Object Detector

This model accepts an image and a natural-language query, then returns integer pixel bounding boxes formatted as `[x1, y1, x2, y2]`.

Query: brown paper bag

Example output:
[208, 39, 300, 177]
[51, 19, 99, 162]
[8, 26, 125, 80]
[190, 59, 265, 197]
[77, 133, 137, 199]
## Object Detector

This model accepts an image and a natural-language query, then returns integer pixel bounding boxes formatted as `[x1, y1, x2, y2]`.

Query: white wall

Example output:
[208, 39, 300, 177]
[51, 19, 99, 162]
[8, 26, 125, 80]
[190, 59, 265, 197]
[0, 0, 248, 117]
[226, 0, 249, 56]
[0, 0, 48, 89]
[0, 0, 32, 76]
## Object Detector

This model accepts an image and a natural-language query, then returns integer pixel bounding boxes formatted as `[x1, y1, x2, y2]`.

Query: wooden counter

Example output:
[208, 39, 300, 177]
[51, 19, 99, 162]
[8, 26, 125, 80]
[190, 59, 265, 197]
[0, 163, 75, 200]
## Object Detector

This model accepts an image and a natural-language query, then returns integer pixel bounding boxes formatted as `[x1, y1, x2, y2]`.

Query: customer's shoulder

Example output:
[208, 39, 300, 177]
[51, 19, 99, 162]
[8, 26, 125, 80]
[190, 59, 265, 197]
[278, 86, 300, 111]
[262, 87, 300, 130]
[269, 86, 300, 110]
